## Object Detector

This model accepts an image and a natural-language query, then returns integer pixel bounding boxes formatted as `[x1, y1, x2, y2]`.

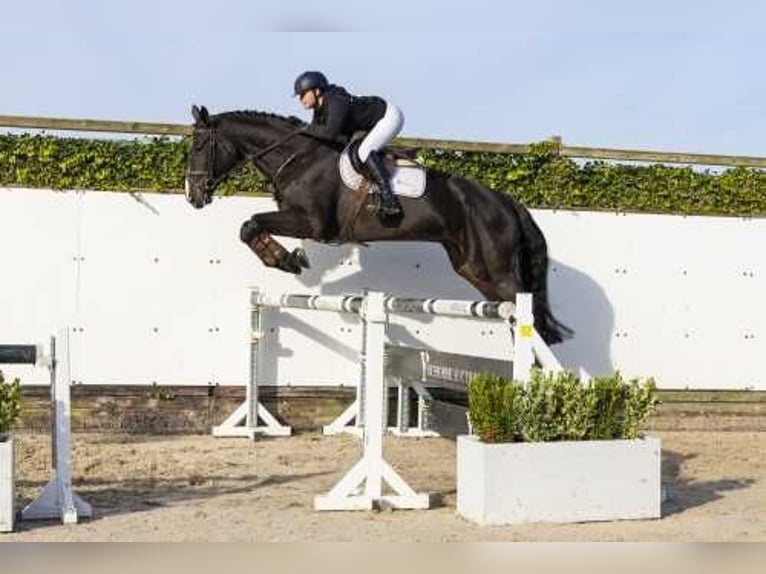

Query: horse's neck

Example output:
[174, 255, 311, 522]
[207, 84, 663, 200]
[230, 121, 292, 153]
[232, 119, 336, 180]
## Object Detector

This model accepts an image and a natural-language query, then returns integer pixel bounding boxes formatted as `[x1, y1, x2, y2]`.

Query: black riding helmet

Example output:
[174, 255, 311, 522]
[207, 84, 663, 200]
[294, 71, 328, 96]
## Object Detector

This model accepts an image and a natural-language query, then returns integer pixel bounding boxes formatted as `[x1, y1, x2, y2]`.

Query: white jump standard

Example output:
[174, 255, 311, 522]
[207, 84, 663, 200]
[0, 330, 91, 528]
[20, 330, 92, 524]
[212, 293, 292, 438]
[247, 288, 560, 511]
[316, 292, 431, 510]
[250, 291, 436, 510]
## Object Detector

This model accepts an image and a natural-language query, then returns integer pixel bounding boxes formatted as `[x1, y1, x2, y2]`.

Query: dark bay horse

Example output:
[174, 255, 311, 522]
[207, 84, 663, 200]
[185, 105, 570, 344]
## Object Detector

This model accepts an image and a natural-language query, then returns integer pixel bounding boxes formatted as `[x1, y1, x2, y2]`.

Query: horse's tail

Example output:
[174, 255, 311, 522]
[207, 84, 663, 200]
[506, 195, 573, 344]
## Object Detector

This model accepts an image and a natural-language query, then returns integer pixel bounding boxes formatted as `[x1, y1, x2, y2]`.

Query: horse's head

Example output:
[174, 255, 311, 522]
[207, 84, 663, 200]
[185, 105, 241, 209]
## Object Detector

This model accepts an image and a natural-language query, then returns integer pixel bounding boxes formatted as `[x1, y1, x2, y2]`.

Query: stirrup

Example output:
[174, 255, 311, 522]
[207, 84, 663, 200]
[366, 193, 383, 215]
[382, 190, 402, 214]
[380, 200, 402, 216]
[367, 192, 402, 217]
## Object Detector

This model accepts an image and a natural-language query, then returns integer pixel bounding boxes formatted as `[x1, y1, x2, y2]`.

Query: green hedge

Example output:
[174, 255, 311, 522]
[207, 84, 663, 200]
[418, 142, 766, 216]
[0, 371, 21, 437]
[0, 134, 268, 196]
[1, 134, 764, 216]
[467, 369, 658, 443]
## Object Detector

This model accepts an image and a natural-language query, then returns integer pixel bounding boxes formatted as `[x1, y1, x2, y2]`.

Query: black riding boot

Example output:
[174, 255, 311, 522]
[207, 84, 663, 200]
[365, 152, 402, 217]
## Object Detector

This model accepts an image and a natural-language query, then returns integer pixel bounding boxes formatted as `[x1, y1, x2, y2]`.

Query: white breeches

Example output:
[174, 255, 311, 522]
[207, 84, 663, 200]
[357, 103, 404, 163]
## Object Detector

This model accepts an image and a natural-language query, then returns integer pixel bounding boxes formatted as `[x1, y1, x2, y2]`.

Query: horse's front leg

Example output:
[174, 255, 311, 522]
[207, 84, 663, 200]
[239, 210, 314, 274]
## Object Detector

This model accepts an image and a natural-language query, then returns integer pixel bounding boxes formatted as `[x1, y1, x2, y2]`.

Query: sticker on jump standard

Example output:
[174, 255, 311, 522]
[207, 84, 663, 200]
[520, 325, 534, 338]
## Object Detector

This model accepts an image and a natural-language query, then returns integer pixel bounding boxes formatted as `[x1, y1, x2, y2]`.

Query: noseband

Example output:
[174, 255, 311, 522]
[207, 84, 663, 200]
[187, 128, 227, 199]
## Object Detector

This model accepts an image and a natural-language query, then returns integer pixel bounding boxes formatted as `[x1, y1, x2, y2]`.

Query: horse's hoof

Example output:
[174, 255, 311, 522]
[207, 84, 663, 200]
[292, 248, 310, 269]
[278, 253, 303, 275]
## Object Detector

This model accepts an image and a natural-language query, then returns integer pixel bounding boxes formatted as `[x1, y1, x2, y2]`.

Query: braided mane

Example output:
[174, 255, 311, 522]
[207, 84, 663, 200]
[217, 110, 306, 127]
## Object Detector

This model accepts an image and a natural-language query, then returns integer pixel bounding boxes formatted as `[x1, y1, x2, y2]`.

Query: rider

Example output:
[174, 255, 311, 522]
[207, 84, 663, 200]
[293, 70, 403, 217]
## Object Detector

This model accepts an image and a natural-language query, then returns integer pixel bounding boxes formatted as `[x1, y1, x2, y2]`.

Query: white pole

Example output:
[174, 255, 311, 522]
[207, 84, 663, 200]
[361, 292, 386, 500]
[513, 293, 535, 381]
[245, 296, 261, 433]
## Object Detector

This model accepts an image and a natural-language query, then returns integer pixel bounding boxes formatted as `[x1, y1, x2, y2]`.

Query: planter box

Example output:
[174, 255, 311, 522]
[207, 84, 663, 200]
[457, 434, 661, 525]
[0, 438, 14, 533]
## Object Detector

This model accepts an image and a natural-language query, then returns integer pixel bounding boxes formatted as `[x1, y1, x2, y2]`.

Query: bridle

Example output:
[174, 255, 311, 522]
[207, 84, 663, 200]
[186, 124, 308, 202]
[186, 127, 227, 202]
[249, 127, 307, 190]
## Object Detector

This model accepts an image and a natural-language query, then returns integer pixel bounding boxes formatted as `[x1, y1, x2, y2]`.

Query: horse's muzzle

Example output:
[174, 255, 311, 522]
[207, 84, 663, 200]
[185, 176, 213, 209]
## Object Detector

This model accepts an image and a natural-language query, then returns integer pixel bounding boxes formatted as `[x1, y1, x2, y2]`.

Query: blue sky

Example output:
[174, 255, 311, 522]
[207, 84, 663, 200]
[1, 1, 763, 155]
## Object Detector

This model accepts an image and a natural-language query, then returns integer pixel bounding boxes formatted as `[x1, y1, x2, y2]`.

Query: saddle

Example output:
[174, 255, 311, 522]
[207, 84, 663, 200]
[346, 139, 419, 173]
[340, 140, 426, 198]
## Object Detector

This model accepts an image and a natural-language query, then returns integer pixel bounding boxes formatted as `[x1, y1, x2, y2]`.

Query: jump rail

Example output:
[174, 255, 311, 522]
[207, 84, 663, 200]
[213, 290, 563, 439]
[218, 289, 563, 511]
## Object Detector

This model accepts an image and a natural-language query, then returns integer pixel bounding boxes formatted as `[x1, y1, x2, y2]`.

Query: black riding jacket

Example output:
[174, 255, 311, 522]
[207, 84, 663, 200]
[306, 84, 386, 142]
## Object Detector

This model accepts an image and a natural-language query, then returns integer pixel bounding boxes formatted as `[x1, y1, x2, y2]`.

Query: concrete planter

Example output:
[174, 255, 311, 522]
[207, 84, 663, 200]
[0, 437, 14, 533]
[457, 434, 661, 525]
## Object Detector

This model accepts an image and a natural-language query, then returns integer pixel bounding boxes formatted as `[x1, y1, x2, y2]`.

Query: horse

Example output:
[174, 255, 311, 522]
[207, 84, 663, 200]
[185, 105, 571, 344]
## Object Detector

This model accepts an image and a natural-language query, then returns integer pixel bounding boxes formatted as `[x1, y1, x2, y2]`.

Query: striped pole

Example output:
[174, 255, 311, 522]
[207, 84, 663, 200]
[251, 291, 515, 321]
[251, 291, 363, 315]
[383, 297, 515, 320]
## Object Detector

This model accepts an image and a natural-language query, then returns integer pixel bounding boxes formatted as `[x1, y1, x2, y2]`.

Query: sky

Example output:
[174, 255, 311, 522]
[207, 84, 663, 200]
[1, 0, 764, 156]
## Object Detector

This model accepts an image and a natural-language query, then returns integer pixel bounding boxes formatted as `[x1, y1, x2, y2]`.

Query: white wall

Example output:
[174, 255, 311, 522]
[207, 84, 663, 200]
[538, 210, 764, 390]
[0, 187, 763, 390]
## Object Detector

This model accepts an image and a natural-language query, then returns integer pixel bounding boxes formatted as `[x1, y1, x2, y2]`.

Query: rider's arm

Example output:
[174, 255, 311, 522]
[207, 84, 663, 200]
[305, 93, 349, 141]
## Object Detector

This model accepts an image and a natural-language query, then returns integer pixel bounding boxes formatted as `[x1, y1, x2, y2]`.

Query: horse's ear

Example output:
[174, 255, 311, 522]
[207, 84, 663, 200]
[191, 105, 209, 125]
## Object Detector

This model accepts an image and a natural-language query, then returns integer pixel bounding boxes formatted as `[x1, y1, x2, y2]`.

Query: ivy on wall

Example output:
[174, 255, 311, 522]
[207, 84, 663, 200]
[0, 134, 268, 195]
[417, 142, 766, 216]
[1, 134, 764, 216]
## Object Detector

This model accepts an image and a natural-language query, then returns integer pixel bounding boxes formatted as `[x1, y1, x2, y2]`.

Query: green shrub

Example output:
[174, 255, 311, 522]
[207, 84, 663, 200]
[467, 369, 657, 443]
[2, 133, 765, 216]
[464, 374, 523, 443]
[587, 374, 629, 440]
[520, 369, 590, 442]
[0, 370, 22, 438]
[623, 376, 660, 439]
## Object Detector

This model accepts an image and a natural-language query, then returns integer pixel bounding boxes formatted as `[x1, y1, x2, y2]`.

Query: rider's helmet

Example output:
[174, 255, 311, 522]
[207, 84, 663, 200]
[294, 71, 328, 97]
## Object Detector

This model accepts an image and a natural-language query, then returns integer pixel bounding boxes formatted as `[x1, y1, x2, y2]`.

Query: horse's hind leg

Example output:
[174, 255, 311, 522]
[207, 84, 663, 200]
[240, 210, 312, 274]
[443, 242, 513, 301]
[442, 222, 521, 300]
[443, 241, 521, 357]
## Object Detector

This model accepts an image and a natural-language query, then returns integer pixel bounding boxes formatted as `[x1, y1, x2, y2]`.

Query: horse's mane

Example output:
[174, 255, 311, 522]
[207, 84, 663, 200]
[216, 110, 306, 127]
[215, 109, 346, 152]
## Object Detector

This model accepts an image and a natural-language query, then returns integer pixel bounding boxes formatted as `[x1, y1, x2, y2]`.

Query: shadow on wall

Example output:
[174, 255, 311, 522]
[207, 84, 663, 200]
[279, 239, 616, 377]
[251, 241, 475, 387]
[548, 258, 615, 378]
[294, 240, 479, 300]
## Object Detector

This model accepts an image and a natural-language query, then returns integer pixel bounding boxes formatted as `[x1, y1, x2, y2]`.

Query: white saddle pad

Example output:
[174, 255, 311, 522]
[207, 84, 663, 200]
[339, 146, 427, 198]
